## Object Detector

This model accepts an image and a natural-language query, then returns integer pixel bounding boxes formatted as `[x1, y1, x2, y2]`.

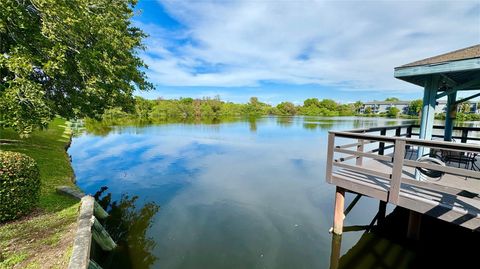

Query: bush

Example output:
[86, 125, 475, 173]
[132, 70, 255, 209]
[0, 151, 40, 222]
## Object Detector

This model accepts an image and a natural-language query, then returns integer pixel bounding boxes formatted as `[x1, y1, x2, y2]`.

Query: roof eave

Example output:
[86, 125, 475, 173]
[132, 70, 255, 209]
[394, 58, 480, 80]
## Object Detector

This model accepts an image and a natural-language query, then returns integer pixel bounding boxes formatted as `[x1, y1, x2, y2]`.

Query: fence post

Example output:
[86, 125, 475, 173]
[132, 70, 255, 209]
[395, 127, 401, 137]
[326, 133, 335, 183]
[356, 139, 364, 166]
[461, 129, 468, 144]
[389, 139, 406, 204]
[379, 128, 387, 155]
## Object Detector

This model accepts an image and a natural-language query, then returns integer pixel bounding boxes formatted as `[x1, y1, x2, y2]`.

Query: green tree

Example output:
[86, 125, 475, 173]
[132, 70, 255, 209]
[364, 107, 373, 114]
[459, 102, 471, 113]
[353, 101, 363, 113]
[303, 98, 321, 108]
[408, 99, 423, 115]
[0, 0, 152, 135]
[243, 97, 268, 116]
[385, 97, 400, 102]
[387, 106, 400, 117]
[134, 97, 153, 119]
[318, 99, 338, 111]
[276, 102, 297, 115]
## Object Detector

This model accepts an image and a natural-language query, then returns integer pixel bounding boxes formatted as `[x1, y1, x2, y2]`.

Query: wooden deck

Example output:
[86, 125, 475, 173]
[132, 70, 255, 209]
[326, 125, 480, 233]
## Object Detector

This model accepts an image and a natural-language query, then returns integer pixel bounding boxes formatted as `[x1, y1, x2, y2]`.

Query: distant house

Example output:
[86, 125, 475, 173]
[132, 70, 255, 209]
[360, 100, 480, 114]
[360, 101, 410, 114]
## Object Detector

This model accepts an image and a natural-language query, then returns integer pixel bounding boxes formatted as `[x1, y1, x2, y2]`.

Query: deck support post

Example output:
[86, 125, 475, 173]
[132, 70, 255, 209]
[407, 210, 422, 240]
[329, 234, 342, 269]
[417, 76, 439, 179]
[333, 187, 345, 235]
[377, 201, 387, 225]
[444, 91, 457, 141]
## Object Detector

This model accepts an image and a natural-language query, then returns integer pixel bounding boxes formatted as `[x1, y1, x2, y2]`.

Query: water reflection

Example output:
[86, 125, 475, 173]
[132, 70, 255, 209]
[92, 187, 160, 268]
[70, 116, 448, 269]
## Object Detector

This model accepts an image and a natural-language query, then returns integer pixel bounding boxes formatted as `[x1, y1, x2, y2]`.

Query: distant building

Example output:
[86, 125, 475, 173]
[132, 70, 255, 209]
[359, 101, 410, 114]
[359, 100, 480, 114]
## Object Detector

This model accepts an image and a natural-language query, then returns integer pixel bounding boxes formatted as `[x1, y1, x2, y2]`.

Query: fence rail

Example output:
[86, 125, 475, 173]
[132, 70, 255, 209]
[326, 124, 480, 209]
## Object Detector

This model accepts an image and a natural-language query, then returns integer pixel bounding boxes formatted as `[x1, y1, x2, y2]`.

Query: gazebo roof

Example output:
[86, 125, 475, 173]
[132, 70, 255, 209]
[400, 45, 480, 68]
[394, 44, 480, 88]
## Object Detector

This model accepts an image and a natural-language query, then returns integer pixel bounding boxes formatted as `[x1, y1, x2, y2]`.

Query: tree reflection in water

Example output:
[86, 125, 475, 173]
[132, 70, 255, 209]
[93, 187, 160, 269]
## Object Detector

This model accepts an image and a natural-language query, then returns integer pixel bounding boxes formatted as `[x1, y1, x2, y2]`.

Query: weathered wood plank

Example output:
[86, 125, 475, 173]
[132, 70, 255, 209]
[333, 187, 345, 235]
[93, 201, 109, 220]
[334, 148, 393, 162]
[92, 217, 117, 251]
[356, 139, 364, 166]
[333, 162, 391, 180]
[344, 193, 362, 217]
[389, 140, 406, 204]
[326, 132, 335, 183]
[88, 260, 103, 269]
[331, 173, 389, 202]
[394, 58, 480, 78]
[404, 159, 480, 179]
[68, 196, 94, 269]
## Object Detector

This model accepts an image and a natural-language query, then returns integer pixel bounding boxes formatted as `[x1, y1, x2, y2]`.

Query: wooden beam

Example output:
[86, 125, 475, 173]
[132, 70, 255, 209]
[326, 133, 335, 184]
[356, 139, 364, 166]
[334, 148, 393, 162]
[88, 260, 103, 269]
[333, 187, 345, 235]
[394, 58, 480, 78]
[437, 77, 480, 99]
[444, 91, 457, 141]
[389, 139, 406, 204]
[441, 73, 459, 87]
[455, 92, 480, 105]
[329, 234, 342, 269]
[92, 218, 117, 251]
[93, 201, 109, 220]
[344, 193, 362, 217]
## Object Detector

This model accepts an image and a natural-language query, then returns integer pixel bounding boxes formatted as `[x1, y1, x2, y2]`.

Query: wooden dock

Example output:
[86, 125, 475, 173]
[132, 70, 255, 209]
[326, 125, 480, 236]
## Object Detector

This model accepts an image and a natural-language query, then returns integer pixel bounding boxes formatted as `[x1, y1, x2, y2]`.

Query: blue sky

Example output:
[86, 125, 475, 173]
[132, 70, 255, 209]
[133, 0, 480, 105]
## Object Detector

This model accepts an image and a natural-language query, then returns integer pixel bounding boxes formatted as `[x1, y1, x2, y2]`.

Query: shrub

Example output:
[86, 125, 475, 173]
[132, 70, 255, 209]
[0, 151, 40, 222]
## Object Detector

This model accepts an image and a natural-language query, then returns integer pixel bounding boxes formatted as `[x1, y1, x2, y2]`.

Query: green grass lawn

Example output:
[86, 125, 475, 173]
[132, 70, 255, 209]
[0, 118, 80, 268]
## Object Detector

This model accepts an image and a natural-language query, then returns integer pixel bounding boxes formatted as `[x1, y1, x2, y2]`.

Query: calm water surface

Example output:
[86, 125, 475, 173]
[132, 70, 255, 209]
[69, 116, 420, 269]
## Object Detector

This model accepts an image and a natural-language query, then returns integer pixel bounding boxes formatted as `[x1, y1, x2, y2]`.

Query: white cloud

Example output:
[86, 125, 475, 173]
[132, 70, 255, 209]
[137, 0, 480, 91]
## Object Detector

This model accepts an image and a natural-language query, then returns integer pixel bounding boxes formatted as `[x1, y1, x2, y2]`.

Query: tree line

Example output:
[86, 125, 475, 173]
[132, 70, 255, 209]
[97, 96, 359, 124]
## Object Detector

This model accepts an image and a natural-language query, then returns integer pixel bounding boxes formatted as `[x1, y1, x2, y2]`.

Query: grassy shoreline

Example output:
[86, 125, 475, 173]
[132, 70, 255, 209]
[0, 118, 80, 268]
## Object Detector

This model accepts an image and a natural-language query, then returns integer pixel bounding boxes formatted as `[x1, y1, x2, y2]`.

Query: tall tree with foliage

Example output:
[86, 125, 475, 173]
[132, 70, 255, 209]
[276, 101, 297, 115]
[0, 0, 152, 135]
[387, 106, 400, 118]
[408, 99, 423, 116]
[385, 97, 400, 102]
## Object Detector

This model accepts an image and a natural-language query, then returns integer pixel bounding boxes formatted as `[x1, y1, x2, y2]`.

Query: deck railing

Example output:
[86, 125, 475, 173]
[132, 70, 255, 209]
[326, 124, 480, 206]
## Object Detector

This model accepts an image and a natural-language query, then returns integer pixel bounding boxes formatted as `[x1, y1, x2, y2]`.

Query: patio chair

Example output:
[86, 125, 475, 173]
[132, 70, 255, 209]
[416, 154, 446, 180]
[441, 150, 473, 169]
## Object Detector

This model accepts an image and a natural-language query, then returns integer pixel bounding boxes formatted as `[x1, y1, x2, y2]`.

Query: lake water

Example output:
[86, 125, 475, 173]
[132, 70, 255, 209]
[69, 116, 423, 269]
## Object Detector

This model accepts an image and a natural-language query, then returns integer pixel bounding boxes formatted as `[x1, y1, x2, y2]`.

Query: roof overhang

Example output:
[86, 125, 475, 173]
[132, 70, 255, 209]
[394, 57, 480, 88]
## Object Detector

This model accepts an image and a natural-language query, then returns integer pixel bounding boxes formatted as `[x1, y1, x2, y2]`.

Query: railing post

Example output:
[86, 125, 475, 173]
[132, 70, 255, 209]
[406, 126, 413, 138]
[461, 129, 468, 144]
[378, 128, 387, 155]
[326, 133, 335, 183]
[389, 139, 406, 204]
[395, 127, 401, 137]
[406, 126, 412, 150]
[356, 139, 364, 166]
